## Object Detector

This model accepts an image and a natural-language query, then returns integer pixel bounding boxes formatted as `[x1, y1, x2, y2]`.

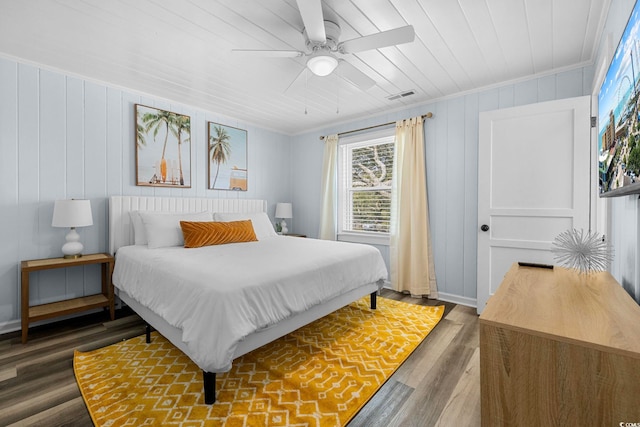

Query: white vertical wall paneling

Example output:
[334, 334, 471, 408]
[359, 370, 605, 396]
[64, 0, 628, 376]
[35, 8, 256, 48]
[84, 82, 107, 253]
[538, 74, 557, 103]
[432, 101, 448, 294]
[194, 109, 205, 199]
[611, 198, 640, 300]
[0, 57, 294, 333]
[514, 79, 539, 106]
[0, 58, 19, 322]
[84, 82, 108, 296]
[290, 133, 324, 237]
[424, 104, 438, 272]
[445, 97, 465, 297]
[38, 70, 67, 304]
[498, 85, 515, 109]
[290, 68, 593, 304]
[66, 77, 85, 197]
[18, 64, 40, 301]
[107, 88, 123, 199]
[478, 87, 500, 114]
[463, 93, 479, 299]
[65, 77, 88, 299]
[247, 125, 263, 202]
[557, 68, 585, 99]
[122, 96, 138, 196]
[582, 66, 596, 96]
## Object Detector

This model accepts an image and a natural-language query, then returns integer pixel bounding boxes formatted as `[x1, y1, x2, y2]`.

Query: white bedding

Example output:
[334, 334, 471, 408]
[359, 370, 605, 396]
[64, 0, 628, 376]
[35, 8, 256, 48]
[112, 236, 388, 373]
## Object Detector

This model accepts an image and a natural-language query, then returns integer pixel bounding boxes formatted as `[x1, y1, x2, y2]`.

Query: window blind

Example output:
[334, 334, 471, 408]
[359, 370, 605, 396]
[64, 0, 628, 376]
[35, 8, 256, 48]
[339, 136, 394, 234]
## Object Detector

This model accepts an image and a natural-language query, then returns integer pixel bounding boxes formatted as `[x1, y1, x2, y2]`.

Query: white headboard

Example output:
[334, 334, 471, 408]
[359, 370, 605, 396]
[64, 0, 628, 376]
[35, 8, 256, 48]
[109, 196, 267, 254]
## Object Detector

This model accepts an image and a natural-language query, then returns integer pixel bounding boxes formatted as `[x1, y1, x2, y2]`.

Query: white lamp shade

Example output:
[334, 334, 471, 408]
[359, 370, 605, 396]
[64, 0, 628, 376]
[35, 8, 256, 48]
[52, 199, 93, 228]
[307, 54, 338, 77]
[275, 202, 293, 219]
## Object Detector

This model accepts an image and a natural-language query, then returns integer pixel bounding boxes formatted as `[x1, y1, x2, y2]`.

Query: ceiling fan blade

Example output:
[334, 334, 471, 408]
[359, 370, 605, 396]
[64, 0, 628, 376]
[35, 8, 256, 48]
[283, 67, 310, 94]
[296, 0, 326, 43]
[338, 60, 375, 90]
[231, 49, 304, 58]
[339, 25, 415, 53]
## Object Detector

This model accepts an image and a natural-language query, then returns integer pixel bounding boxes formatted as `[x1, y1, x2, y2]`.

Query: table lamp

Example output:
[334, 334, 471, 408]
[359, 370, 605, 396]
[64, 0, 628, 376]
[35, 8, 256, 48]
[52, 199, 93, 258]
[275, 202, 292, 234]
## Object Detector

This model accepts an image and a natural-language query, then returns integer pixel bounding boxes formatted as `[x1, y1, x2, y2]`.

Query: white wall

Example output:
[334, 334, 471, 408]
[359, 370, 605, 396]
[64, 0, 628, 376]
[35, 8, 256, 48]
[0, 57, 292, 331]
[1, 8, 624, 329]
[290, 67, 594, 306]
[600, 0, 640, 303]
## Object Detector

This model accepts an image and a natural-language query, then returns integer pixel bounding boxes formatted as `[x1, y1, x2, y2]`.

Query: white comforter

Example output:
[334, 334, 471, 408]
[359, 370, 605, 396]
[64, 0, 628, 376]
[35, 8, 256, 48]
[112, 236, 388, 372]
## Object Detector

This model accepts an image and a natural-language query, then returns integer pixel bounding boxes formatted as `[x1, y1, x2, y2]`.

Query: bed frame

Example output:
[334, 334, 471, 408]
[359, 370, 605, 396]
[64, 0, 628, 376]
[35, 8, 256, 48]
[109, 196, 379, 404]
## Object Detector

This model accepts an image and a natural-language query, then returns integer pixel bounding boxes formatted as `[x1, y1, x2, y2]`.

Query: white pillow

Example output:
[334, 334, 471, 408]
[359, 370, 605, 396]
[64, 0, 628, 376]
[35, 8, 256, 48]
[214, 211, 277, 240]
[140, 211, 213, 249]
[129, 211, 148, 245]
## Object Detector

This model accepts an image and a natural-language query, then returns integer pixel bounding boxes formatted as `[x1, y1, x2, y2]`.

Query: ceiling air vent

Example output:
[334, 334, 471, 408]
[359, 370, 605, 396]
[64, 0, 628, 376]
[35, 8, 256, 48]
[386, 90, 416, 101]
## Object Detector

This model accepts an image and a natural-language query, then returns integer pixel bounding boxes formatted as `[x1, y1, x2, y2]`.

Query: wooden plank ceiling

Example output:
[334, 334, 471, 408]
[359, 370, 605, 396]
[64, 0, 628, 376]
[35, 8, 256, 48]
[0, 0, 609, 134]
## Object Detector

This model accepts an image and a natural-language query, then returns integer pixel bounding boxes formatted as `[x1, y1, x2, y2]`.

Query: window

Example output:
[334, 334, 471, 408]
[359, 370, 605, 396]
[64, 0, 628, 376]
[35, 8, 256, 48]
[338, 130, 395, 244]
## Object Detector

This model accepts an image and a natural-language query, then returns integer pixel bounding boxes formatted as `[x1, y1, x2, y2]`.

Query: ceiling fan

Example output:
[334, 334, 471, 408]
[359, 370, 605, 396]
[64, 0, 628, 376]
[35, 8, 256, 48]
[232, 0, 415, 91]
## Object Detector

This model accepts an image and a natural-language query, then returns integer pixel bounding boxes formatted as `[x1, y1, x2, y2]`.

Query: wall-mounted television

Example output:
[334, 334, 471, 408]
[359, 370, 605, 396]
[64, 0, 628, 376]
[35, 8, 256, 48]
[599, 0, 640, 197]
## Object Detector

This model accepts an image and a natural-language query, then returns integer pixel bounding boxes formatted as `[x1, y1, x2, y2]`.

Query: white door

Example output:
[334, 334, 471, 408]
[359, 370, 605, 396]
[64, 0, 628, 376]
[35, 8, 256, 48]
[477, 96, 591, 314]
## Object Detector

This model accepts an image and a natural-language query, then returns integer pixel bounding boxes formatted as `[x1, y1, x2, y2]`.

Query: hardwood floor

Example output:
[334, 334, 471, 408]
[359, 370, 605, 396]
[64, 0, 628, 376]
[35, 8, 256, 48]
[0, 290, 480, 426]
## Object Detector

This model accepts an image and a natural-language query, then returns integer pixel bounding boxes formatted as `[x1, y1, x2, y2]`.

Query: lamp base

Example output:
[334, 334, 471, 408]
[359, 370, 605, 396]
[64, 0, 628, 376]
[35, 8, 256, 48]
[280, 219, 289, 234]
[63, 254, 83, 259]
[61, 228, 84, 259]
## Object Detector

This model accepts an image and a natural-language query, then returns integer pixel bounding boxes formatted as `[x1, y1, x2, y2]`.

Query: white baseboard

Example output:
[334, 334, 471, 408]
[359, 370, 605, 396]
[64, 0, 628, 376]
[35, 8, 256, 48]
[436, 292, 477, 308]
[381, 283, 477, 308]
[0, 299, 123, 337]
[0, 319, 20, 336]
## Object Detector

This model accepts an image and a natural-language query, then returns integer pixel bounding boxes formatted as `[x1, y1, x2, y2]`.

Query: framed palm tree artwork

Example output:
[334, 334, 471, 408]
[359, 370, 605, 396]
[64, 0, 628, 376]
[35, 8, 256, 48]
[208, 122, 248, 191]
[135, 104, 191, 187]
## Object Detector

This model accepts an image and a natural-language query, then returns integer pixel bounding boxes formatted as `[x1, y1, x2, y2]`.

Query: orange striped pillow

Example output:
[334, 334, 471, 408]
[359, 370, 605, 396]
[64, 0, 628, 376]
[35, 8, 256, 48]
[180, 220, 257, 248]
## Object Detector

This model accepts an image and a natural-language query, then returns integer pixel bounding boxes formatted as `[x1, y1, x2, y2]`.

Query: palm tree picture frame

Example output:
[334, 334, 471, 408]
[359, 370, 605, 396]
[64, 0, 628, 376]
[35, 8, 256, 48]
[135, 104, 191, 187]
[208, 122, 248, 191]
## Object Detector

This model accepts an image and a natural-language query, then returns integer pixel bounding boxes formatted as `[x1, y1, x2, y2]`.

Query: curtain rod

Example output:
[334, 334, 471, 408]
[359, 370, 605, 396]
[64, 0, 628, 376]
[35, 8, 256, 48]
[319, 112, 433, 140]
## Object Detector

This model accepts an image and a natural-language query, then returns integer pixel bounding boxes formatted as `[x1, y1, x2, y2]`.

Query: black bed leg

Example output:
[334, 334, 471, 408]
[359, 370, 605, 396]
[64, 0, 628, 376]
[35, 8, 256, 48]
[370, 291, 377, 309]
[145, 323, 151, 343]
[203, 371, 216, 404]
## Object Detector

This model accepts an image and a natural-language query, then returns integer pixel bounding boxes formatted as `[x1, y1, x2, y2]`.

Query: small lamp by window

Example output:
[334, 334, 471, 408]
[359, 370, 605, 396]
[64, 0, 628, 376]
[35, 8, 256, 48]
[52, 199, 93, 259]
[275, 203, 293, 235]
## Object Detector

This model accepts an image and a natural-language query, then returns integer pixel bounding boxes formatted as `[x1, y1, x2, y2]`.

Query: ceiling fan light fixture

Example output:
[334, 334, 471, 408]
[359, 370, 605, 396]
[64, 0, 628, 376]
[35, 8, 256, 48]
[306, 54, 338, 76]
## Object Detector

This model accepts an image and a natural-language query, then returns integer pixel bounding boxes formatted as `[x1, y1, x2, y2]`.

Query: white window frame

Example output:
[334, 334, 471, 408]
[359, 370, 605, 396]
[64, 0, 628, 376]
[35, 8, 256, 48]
[337, 128, 395, 246]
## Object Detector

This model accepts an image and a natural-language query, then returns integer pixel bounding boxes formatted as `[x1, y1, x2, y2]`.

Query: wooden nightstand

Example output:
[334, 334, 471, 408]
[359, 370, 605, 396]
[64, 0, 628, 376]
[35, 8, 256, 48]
[284, 233, 307, 238]
[21, 253, 115, 343]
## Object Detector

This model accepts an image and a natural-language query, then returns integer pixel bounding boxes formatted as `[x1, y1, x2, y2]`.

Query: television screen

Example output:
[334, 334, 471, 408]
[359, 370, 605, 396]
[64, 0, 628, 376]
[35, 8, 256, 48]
[599, 0, 640, 197]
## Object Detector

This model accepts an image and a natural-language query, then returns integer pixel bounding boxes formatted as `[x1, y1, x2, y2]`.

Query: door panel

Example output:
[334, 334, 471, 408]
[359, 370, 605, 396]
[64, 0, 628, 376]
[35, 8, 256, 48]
[477, 96, 591, 314]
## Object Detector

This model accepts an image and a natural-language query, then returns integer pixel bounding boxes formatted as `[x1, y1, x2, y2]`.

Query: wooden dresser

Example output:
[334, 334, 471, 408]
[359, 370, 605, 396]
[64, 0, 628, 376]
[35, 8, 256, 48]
[479, 263, 640, 426]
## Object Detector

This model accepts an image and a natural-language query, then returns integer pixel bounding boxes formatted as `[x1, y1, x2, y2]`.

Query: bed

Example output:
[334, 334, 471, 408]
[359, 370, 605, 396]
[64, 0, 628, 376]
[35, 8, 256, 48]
[108, 195, 388, 404]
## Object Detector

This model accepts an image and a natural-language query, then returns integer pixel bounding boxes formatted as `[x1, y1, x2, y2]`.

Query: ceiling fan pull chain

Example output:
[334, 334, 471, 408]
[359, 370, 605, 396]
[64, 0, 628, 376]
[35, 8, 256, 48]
[305, 68, 309, 115]
[336, 68, 340, 114]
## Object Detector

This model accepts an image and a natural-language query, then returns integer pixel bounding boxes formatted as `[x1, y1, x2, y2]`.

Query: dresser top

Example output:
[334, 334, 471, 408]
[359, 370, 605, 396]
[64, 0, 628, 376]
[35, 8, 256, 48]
[480, 263, 640, 358]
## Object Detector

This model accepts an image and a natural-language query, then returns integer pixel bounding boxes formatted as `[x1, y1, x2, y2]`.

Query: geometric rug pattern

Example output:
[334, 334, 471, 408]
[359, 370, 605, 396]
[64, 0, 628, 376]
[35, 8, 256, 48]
[74, 297, 444, 427]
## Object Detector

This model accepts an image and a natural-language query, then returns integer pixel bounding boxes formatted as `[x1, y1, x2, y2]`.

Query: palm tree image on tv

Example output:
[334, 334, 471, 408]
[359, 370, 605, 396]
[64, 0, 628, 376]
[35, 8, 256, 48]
[135, 104, 191, 188]
[208, 122, 248, 191]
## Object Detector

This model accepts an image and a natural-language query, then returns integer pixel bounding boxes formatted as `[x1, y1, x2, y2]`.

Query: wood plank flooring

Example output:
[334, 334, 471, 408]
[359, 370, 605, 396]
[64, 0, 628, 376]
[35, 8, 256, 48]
[0, 290, 480, 426]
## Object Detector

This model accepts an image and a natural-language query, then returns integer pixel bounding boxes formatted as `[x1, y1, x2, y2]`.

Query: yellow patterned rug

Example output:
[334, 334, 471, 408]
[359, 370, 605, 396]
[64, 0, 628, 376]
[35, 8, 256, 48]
[74, 297, 444, 426]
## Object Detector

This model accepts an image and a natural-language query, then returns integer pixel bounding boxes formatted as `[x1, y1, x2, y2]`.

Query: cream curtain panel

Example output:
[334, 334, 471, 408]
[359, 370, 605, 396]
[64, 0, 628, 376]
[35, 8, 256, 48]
[318, 134, 339, 240]
[390, 117, 438, 298]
